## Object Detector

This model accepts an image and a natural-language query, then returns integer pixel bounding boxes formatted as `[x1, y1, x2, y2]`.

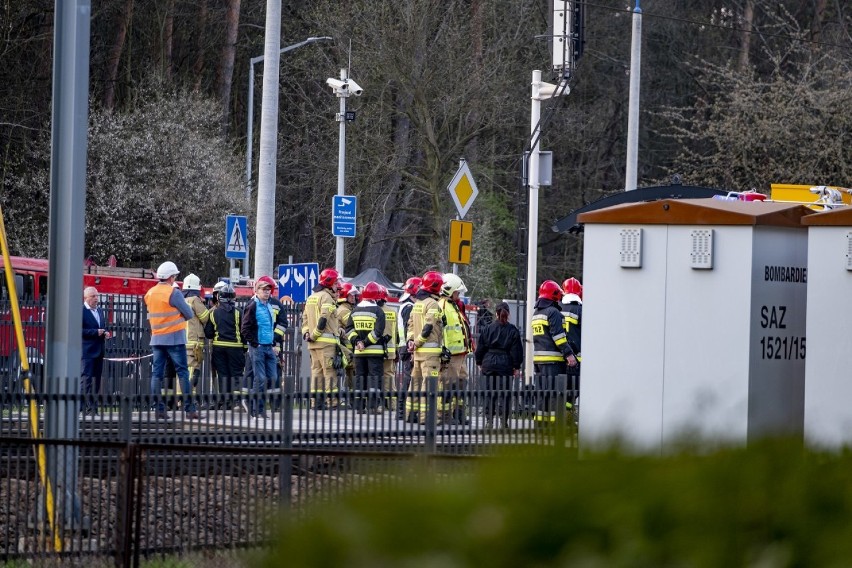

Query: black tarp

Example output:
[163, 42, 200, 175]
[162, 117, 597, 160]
[346, 267, 403, 294]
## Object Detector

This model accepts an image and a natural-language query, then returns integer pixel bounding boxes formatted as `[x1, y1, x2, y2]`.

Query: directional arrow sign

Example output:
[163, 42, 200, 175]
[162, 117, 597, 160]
[277, 262, 320, 302]
[447, 160, 479, 219]
[225, 215, 248, 260]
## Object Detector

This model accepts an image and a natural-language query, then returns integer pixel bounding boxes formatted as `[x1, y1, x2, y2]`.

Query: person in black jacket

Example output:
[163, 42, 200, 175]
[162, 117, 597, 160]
[475, 301, 523, 430]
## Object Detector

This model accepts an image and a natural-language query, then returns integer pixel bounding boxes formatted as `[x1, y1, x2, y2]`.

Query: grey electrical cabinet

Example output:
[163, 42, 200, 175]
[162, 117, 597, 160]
[577, 199, 813, 452]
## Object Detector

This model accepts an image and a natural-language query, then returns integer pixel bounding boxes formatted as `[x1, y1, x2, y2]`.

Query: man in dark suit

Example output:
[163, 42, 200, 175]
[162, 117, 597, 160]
[82, 286, 111, 415]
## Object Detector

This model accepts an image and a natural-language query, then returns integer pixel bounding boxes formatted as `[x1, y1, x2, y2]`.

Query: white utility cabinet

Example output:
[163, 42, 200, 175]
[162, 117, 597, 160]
[577, 199, 812, 452]
[802, 209, 852, 448]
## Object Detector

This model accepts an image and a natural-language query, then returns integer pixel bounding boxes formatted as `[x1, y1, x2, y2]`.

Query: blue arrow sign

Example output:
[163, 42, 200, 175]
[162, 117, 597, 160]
[225, 215, 248, 260]
[277, 262, 320, 303]
[332, 195, 357, 238]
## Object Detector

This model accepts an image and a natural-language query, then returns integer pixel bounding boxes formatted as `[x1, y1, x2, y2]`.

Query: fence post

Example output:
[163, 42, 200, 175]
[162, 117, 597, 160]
[115, 443, 138, 568]
[279, 374, 294, 509]
[119, 395, 131, 442]
[425, 376, 438, 454]
[555, 374, 567, 449]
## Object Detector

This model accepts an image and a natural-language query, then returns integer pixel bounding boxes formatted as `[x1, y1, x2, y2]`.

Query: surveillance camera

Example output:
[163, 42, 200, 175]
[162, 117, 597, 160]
[326, 78, 348, 91]
[347, 79, 364, 96]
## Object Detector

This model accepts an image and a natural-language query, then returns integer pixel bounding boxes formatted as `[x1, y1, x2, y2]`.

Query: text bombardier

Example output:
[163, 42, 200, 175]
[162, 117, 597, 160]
[764, 266, 807, 284]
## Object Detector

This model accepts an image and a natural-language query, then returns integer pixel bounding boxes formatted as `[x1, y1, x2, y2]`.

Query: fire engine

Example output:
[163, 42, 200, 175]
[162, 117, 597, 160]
[0, 256, 163, 392]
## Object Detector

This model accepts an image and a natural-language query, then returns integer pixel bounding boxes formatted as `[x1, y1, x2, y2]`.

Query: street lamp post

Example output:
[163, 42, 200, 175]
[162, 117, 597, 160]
[246, 36, 332, 202]
[247, 35, 331, 279]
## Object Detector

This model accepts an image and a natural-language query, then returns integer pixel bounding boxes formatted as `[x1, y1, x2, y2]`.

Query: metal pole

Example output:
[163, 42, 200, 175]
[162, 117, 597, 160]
[251, 36, 332, 279]
[524, 70, 543, 382]
[46, 0, 91, 534]
[334, 68, 348, 275]
[625, 0, 642, 191]
[253, 0, 282, 279]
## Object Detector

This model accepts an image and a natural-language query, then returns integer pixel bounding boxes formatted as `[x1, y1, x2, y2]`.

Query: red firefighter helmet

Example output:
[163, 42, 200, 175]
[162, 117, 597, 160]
[562, 277, 583, 300]
[338, 281, 359, 300]
[403, 277, 422, 296]
[421, 271, 443, 295]
[255, 275, 277, 292]
[378, 285, 389, 302]
[361, 281, 382, 301]
[319, 268, 340, 288]
[538, 280, 562, 303]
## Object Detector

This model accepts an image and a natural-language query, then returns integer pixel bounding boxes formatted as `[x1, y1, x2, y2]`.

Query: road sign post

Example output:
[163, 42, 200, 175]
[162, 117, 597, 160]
[332, 195, 357, 238]
[277, 262, 320, 302]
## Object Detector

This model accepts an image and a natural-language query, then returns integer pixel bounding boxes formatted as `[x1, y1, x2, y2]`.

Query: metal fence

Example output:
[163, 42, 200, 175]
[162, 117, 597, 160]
[0, 296, 581, 565]
[0, 432, 475, 566]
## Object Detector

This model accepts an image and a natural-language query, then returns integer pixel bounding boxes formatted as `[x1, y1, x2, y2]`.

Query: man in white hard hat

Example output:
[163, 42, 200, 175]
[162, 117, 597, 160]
[181, 273, 210, 394]
[144, 261, 202, 420]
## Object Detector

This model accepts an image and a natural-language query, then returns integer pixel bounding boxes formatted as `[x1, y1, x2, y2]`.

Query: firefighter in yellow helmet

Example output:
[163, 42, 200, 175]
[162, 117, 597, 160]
[301, 268, 342, 409]
[405, 271, 445, 424]
[181, 273, 210, 395]
[439, 272, 472, 425]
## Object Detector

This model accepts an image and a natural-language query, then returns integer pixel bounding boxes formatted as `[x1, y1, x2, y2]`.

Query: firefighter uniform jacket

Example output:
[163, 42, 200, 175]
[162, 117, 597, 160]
[396, 299, 415, 360]
[301, 287, 340, 350]
[561, 301, 582, 359]
[381, 303, 397, 360]
[406, 290, 444, 361]
[335, 300, 354, 347]
[204, 302, 242, 348]
[439, 296, 471, 356]
[346, 301, 386, 357]
[531, 298, 574, 364]
[185, 293, 210, 348]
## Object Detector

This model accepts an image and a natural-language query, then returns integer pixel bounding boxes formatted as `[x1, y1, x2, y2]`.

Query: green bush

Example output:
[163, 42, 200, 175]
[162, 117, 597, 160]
[259, 442, 852, 567]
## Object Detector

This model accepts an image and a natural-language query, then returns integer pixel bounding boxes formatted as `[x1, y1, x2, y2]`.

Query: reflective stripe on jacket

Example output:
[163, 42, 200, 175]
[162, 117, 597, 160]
[346, 302, 386, 357]
[531, 300, 573, 363]
[145, 284, 185, 336]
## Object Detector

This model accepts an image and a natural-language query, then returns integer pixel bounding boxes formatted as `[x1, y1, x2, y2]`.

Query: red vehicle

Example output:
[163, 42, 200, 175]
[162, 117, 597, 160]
[0, 256, 162, 391]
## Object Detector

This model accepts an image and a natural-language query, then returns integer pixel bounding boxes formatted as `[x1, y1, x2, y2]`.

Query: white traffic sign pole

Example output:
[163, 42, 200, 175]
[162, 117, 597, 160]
[524, 70, 568, 381]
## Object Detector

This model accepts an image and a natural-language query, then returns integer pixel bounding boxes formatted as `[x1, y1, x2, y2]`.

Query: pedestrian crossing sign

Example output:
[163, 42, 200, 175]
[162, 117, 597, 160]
[225, 215, 248, 260]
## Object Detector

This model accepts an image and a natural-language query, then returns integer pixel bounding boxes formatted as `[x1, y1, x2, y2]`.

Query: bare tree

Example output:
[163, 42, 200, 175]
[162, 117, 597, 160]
[102, 0, 134, 111]
[217, 0, 241, 132]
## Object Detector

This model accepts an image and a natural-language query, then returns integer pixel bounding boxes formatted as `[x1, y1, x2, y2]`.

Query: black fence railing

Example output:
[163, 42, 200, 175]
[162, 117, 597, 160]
[0, 434, 475, 566]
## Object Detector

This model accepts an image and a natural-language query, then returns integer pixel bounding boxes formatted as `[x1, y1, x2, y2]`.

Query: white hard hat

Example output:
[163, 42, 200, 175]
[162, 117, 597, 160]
[213, 281, 227, 292]
[183, 273, 202, 291]
[441, 273, 467, 296]
[156, 261, 179, 280]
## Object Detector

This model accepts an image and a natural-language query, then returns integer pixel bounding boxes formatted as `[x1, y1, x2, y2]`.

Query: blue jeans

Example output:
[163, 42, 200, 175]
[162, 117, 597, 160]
[151, 344, 195, 413]
[249, 345, 277, 414]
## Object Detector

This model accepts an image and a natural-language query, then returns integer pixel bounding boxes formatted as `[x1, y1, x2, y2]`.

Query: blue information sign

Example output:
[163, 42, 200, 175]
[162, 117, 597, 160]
[225, 215, 248, 260]
[277, 262, 320, 303]
[332, 195, 357, 238]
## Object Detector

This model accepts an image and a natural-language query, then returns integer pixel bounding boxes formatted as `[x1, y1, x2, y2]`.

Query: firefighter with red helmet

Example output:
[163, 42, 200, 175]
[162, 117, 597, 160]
[345, 281, 386, 414]
[395, 276, 421, 419]
[405, 271, 445, 424]
[531, 280, 578, 426]
[335, 282, 359, 404]
[439, 273, 472, 425]
[301, 268, 342, 409]
[376, 285, 397, 411]
[561, 277, 583, 407]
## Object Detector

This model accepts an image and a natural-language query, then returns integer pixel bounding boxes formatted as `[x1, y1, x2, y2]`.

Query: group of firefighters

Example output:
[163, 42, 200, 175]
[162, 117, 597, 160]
[145, 260, 584, 426]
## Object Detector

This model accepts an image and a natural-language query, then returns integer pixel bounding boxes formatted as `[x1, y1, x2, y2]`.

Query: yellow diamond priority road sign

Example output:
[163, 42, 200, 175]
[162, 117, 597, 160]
[447, 160, 479, 219]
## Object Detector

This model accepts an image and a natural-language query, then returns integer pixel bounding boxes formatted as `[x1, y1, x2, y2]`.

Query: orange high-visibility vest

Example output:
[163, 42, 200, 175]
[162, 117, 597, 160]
[145, 284, 185, 336]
